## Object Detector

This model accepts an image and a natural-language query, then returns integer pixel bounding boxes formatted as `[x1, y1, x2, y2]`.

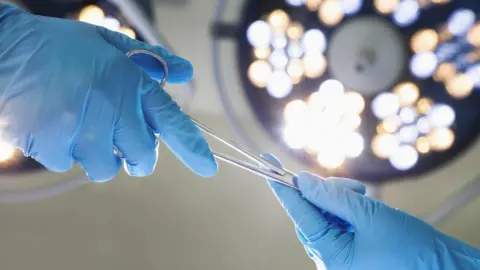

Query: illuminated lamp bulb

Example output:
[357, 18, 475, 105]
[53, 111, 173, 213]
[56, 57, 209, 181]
[302, 29, 327, 53]
[303, 53, 327, 78]
[318, 79, 345, 101]
[378, 115, 401, 134]
[103, 17, 121, 31]
[374, 0, 398, 14]
[343, 91, 365, 114]
[434, 62, 456, 82]
[248, 60, 272, 88]
[287, 42, 304, 58]
[393, 82, 419, 106]
[267, 10, 290, 32]
[340, 114, 362, 131]
[446, 74, 474, 99]
[78, 5, 104, 25]
[269, 50, 289, 69]
[317, 149, 345, 169]
[284, 100, 309, 124]
[272, 34, 288, 49]
[398, 125, 419, 144]
[467, 24, 480, 47]
[410, 29, 439, 53]
[372, 93, 400, 119]
[0, 140, 15, 162]
[432, 0, 450, 4]
[119, 27, 136, 39]
[342, 132, 364, 158]
[416, 117, 432, 134]
[247, 21, 271, 48]
[372, 133, 399, 159]
[254, 47, 271, 59]
[416, 137, 430, 154]
[341, 0, 363, 15]
[410, 52, 438, 79]
[318, 0, 344, 26]
[283, 124, 308, 149]
[399, 107, 418, 124]
[286, 0, 305, 6]
[287, 22, 304, 40]
[393, 0, 420, 27]
[389, 145, 418, 171]
[447, 9, 476, 36]
[428, 128, 455, 151]
[287, 59, 304, 83]
[427, 104, 455, 128]
[266, 71, 293, 98]
[306, 0, 322, 11]
[416, 97, 434, 114]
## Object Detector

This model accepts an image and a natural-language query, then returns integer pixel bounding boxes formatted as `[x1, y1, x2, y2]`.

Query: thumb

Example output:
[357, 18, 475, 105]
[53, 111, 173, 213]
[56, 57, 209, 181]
[297, 172, 374, 229]
[95, 26, 193, 84]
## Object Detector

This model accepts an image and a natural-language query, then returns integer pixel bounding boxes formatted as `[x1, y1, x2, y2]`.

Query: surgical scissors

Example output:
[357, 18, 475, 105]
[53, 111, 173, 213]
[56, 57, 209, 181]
[126, 49, 298, 190]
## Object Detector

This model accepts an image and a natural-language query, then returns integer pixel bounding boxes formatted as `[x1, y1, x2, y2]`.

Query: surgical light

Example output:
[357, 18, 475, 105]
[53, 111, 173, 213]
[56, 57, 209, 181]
[341, 0, 363, 15]
[0, 140, 15, 163]
[467, 24, 480, 47]
[78, 5, 104, 25]
[392, 0, 420, 27]
[248, 60, 272, 88]
[446, 74, 474, 99]
[267, 10, 290, 31]
[410, 52, 438, 79]
[318, 0, 345, 26]
[389, 145, 419, 171]
[372, 93, 400, 119]
[447, 9, 476, 36]
[247, 21, 272, 48]
[410, 29, 439, 53]
[266, 71, 293, 98]
[428, 128, 455, 151]
[374, 0, 399, 15]
[393, 82, 420, 107]
[302, 29, 327, 53]
[303, 53, 327, 78]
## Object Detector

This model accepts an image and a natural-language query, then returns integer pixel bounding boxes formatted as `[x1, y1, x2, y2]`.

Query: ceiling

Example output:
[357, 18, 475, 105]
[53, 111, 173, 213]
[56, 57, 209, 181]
[0, 0, 479, 269]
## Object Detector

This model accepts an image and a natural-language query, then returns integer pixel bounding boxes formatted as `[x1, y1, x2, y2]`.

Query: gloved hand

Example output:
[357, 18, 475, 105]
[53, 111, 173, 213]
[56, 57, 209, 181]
[0, 4, 217, 181]
[261, 154, 480, 270]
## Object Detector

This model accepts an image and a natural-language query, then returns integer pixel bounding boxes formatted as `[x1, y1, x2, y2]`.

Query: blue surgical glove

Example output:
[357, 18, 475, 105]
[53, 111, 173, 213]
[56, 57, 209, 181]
[0, 4, 217, 181]
[262, 154, 480, 270]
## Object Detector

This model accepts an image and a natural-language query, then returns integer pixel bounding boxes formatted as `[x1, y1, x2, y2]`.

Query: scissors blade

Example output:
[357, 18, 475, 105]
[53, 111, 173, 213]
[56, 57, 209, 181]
[213, 152, 298, 190]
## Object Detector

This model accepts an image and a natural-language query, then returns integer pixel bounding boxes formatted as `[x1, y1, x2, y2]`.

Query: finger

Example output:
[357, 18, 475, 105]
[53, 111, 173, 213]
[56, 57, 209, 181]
[140, 74, 217, 177]
[297, 172, 373, 229]
[326, 177, 366, 195]
[96, 26, 193, 84]
[72, 92, 121, 182]
[260, 154, 346, 242]
[114, 71, 158, 177]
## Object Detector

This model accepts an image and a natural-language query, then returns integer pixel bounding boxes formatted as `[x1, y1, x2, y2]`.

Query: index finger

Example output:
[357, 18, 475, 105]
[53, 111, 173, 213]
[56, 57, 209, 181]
[140, 72, 217, 177]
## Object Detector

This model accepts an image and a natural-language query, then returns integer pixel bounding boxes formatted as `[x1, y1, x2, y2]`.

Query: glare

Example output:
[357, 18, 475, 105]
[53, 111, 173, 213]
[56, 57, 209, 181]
[379, 115, 401, 133]
[267, 10, 291, 31]
[447, 9, 476, 36]
[393, 82, 419, 106]
[343, 91, 365, 114]
[287, 59, 305, 82]
[287, 22, 305, 40]
[416, 137, 430, 154]
[393, 0, 420, 27]
[416, 97, 434, 114]
[0, 140, 15, 162]
[248, 60, 272, 88]
[284, 100, 309, 123]
[119, 27, 136, 39]
[427, 104, 455, 128]
[269, 50, 289, 69]
[302, 29, 327, 53]
[389, 145, 419, 171]
[466, 64, 480, 87]
[283, 124, 308, 149]
[303, 53, 327, 78]
[341, 0, 363, 15]
[416, 117, 432, 134]
[428, 128, 455, 151]
[374, 0, 398, 14]
[340, 114, 362, 131]
[372, 93, 400, 119]
[372, 133, 400, 159]
[399, 107, 417, 124]
[266, 71, 293, 98]
[432, 0, 450, 4]
[286, 0, 306, 6]
[318, 79, 345, 101]
[254, 47, 271, 59]
[103, 17, 120, 31]
[410, 29, 439, 53]
[78, 5, 105, 26]
[467, 24, 480, 47]
[398, 125, 419, 144]
[434, 62, 456, 82]
[342, 132, 364, 158]
[247, 21, 272, 48]
[317, 150, 345, 169]
[410, 52, 438, 79]
[272, 34, 288, 49]
[446, 74, 474, 99]
[287, 42, 304, 58]
[318, 0, 345, 26]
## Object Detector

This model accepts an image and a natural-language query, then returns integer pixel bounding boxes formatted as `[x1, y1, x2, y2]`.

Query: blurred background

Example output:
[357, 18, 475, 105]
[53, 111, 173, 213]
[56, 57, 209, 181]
[1, 0, 480, 269]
